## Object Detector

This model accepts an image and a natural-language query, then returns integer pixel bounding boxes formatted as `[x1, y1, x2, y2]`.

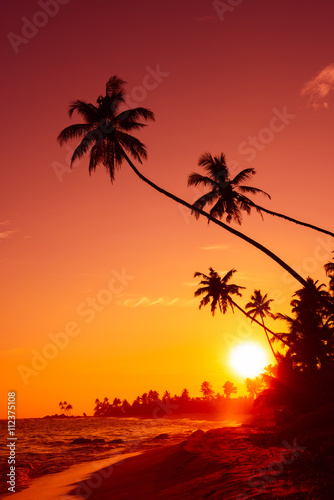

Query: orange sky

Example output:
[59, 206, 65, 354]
[1, 0, 334, 418]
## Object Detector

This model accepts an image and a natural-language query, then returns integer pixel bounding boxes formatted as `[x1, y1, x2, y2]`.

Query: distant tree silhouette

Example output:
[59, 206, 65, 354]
[188, 153, 334, 237]
[201, 381, 215, 400]
[223, 381, 237, 398]
[58, 402, 65, 414]
[122, 399, 131, 414]
[181, 388, 190, 402]
[162, 390, 171, 403]
[57, 76, 307, 286]
[194, 267, 289, 347]
[245, 290, 279, 362]
[65, 403, 73, 416]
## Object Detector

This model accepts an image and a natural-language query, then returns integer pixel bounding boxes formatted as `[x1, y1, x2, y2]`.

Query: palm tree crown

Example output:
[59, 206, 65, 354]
[57, 75, 155, 182]
[188, 152, 270, 224]
[245, 290, 273, 319]
[194, 267, 244, 316]
[245, 290, 278, 361]
[188, 152, 334, 237]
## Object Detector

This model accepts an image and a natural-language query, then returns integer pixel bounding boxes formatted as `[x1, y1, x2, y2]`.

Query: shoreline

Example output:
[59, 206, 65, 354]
[2, 452, 142, 500]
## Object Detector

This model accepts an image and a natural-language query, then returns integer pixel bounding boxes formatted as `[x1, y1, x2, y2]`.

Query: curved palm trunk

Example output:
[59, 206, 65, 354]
[260, 315, 280, 363]
[249, 201, 334, 238]
[121, 152, 307, 287]
[230, 299, 290, 350]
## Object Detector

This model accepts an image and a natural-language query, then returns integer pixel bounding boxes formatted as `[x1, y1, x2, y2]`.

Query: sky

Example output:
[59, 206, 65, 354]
[1, 0, 334, 418]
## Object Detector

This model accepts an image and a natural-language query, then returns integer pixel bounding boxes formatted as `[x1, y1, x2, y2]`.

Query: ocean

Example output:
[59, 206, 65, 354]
[0, 416, 232, 497]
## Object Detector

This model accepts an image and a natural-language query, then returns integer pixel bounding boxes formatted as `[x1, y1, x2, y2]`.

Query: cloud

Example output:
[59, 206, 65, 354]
[0, 230, 17, 240]
[301, 63, 334, 109]
[117, 295, 196, 308]
[200, 244, 228, 251]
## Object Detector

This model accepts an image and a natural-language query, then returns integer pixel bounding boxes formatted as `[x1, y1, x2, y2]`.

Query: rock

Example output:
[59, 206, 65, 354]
[92, 438, 105, 443]
[70, 438, 92, 444]
[153, 433, 169, 440]
[109, 438, 125, 444]
[188, 429, 205, 439]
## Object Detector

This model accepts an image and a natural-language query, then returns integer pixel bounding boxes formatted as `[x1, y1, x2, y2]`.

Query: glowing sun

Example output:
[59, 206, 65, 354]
[230, 342, 268, 378]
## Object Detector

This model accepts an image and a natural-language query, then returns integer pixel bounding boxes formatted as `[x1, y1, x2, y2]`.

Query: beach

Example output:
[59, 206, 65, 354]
[67, 425, 308, 499]
[3, 406, 334, 499]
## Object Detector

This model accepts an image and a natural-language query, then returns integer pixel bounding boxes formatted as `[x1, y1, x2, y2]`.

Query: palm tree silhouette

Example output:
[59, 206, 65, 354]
[324, 252, 334, 293]
[57, 76, 307, 287]
[188, 153, 334, 237]
[65, 403, 73, 416]
[194, 267, 289, 347]
[275, 278, 334, 373]
[245, 290, 279, 362]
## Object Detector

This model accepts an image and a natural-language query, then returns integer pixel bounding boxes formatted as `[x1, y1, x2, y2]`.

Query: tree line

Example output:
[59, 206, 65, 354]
[93, 380, 249, 417]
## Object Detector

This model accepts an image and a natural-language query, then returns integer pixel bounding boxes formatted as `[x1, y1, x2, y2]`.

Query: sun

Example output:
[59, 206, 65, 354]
[230, 342, 268, 378]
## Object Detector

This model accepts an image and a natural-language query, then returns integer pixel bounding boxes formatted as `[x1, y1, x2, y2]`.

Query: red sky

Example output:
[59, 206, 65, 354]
[1, 0, 334, 417]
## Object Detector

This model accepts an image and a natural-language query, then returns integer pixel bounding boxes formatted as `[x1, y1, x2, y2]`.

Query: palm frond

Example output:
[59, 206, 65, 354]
[116, 107, 155, 124]
[106, 75, 127, 96]
[191, 191, 217, 219]
[68, 100, 99, 122]
[237, 185, 271, 198]
[71, 129, 101, 164]
[230, 168, 256, 185]
[187, 173, 216, 188]
[116, 131, 148, 163]
[57, 123, 93, 145]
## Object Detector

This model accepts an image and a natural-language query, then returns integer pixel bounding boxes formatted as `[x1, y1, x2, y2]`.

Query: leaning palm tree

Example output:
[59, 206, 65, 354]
[188, 153, 334, 237]
[245, 290, 279, 362]
[57, 76, 307, 286]
[194, 267, 290, 347]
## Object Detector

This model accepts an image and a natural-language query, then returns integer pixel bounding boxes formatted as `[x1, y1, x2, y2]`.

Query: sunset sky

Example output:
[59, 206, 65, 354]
[1, 0, 334, 418]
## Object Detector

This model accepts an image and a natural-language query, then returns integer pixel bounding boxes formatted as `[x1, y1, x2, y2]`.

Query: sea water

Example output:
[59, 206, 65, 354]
[0, 416, 231, 496]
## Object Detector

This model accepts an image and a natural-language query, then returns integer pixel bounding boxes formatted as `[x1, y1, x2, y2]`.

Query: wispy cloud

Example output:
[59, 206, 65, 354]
[117, 295, 196, 308]
[301, 63, 334, 109]
[0, 230, 17, 240]
[200, 244, 228, 251]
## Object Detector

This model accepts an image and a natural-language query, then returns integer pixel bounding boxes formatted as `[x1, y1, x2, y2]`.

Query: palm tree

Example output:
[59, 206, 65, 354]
[65, 403, 73, 416]
[57, 76, 307, 287]
[245, 290, 279, 362]
[194, 267, 290, 347]
[324, 252, 334, 293]
[275, 278, 334, 374]
[188, 153, 334, 237]
[244, 377, 263, 398]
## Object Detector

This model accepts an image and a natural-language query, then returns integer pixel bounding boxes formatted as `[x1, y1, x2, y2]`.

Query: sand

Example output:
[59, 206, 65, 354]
[67, 426, 311, 499]
[6, 412, 333, 500]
